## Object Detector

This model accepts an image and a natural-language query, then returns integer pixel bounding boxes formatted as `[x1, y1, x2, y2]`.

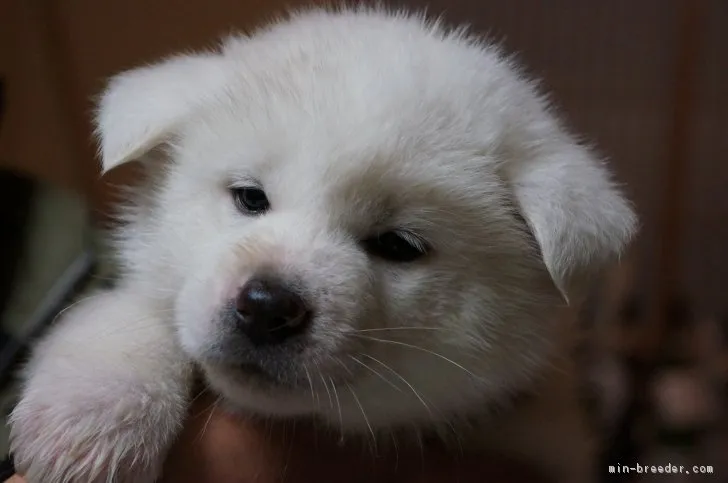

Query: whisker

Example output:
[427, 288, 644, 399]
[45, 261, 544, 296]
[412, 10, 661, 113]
[450, 420, 465, 464]
[319, 373, 334, 410]
[352, 334, 481, 381]
[345, 382, 376, 453]
[52, 292, 106, 323]
[391, 431, 400, 473]
[412, 424, 425, 471]
[188, 386, 210, 406]
[280, 420, 297, 482]
[196, 396, 221, 443]
[329, 376, 345, 444]
[358, 353, 433, 419]
[353, 326, 453, 333]
[348, 355, 403, 394]
[50, 295, 176, 340]
[332, 357, 354, 377]
[303, 365, 318, 409]
[84, 306, 178, 338]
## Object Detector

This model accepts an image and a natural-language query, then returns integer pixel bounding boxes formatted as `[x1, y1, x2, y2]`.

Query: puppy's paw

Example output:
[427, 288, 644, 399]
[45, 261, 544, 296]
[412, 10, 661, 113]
[7, 289, 192, 483]
[9, 376, 186, 483]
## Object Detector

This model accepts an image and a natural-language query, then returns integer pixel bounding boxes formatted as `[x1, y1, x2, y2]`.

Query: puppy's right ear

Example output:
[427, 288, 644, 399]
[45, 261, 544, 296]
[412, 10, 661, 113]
[95, 54, 229, 173]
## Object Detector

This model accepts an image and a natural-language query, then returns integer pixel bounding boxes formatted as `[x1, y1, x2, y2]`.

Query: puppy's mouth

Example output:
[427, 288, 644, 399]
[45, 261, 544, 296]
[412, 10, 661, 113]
[238, 361, 271, 378]
[202, 309, 361, 390]
[211, 357, 297, 389]
[205, 351, 332, 391]
[201, 345, 359, 395]
[237, 361, 279, 382]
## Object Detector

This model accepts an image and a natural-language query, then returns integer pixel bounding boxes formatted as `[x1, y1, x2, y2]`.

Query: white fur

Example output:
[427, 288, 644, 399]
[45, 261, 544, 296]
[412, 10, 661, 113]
[10, 7, 636, 482]
[10, 290, 191, 482]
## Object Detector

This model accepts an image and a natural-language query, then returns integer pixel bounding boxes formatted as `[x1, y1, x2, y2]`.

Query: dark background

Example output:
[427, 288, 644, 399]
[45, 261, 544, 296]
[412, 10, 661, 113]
[1, 1, 726, 481]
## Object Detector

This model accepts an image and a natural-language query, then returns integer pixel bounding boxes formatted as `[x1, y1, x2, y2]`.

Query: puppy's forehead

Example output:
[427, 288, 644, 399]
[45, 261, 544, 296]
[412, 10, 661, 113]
[186, 84, 502, 216]
[183, 12, 511, 167]
[176, 13, 515, 226]
[318, 160, 506, 234]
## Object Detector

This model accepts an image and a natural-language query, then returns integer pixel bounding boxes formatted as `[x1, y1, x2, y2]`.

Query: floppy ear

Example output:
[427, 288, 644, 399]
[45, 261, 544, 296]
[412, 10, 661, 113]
[507, 139, 637, 302]
[95, 53, 229, 173]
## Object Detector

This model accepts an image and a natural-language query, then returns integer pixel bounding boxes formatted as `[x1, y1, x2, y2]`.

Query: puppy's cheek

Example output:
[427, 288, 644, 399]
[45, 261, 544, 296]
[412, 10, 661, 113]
[174, 271, 236, 357]
[376, 266, 450, 326]
[307, 279, 377, 355]
[203, 365, 313, 417]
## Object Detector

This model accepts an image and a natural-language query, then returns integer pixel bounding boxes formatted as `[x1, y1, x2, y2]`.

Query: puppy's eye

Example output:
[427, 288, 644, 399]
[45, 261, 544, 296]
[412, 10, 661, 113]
[362, 231, 427, 263]
[232, 187, 270, 214]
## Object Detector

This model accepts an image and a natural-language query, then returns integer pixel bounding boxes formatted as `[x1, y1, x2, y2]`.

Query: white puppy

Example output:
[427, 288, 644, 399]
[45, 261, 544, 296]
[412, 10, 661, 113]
[9, 7, 636, 483]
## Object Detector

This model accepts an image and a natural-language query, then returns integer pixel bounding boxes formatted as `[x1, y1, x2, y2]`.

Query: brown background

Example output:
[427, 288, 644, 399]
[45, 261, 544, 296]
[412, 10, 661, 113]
[1, 0, 726, 319]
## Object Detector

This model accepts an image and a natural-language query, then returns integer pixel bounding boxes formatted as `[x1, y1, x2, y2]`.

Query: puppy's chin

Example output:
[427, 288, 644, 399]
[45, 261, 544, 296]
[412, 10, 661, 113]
[202, 362, 318, 418]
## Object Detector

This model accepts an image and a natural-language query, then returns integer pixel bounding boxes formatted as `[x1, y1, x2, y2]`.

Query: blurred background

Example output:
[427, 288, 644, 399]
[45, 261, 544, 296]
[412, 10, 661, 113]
[0, 0, 725, 481]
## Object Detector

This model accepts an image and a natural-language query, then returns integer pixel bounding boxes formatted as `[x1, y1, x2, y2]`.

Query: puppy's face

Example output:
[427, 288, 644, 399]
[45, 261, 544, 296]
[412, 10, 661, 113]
[167, 101, 557, 430]
[97, 10, 636, 432]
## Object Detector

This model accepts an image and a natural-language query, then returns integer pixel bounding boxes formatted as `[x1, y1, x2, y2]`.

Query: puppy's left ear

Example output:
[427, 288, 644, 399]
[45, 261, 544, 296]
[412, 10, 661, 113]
[94, 53, 229, 173]
[507, 138, 637, 303]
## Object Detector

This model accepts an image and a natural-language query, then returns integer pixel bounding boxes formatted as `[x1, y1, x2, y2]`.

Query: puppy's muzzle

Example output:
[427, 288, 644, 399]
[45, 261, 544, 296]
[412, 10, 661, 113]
[234, 276, 312, 346]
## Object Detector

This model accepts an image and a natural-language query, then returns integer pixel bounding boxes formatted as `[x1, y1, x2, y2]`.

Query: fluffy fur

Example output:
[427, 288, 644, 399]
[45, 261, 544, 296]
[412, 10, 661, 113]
[9, 7, 636, 483]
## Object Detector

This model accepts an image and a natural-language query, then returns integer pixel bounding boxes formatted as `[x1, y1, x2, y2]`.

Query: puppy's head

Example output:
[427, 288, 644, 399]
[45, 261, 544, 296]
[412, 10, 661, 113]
[96, 9, 636, 432]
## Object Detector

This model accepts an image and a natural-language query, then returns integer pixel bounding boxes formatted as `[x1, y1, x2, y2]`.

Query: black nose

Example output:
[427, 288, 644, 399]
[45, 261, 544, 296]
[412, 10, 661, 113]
[234, 277, 310, 346]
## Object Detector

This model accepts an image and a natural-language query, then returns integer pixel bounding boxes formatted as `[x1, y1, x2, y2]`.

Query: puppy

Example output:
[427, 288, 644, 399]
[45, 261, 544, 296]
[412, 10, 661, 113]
[9, 7, 636, 483]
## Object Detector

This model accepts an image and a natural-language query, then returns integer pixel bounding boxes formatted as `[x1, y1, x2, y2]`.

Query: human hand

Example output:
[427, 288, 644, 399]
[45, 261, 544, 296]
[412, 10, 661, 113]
[9, 392, 549, 483]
